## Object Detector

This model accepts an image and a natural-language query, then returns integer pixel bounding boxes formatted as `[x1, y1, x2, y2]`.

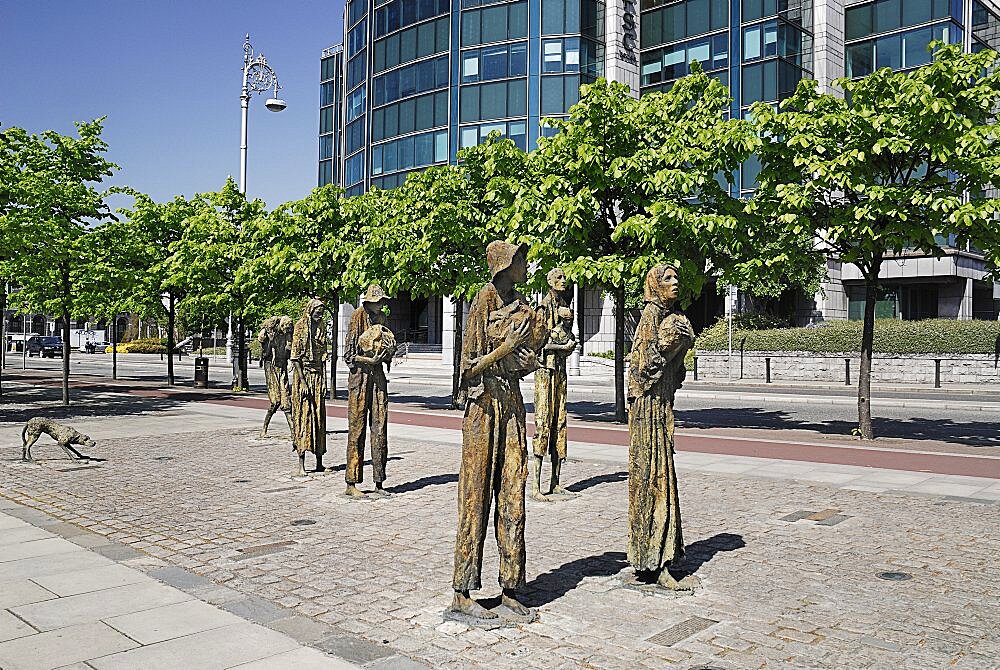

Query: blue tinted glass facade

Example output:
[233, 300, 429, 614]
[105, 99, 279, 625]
[320, 0, 606, 192]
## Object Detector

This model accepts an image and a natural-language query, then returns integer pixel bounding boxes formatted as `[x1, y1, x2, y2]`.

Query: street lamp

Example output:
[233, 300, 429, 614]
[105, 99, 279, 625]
[239, 33, 286, 194]
[228, 33, 287, 379]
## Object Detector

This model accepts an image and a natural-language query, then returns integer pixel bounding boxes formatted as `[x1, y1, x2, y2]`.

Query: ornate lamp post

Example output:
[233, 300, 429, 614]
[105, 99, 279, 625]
[227, 34, 287, 378]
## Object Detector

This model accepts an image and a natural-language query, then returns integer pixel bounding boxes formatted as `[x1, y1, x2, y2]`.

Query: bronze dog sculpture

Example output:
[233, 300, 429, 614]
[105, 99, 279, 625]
[21, 418, 97, 463]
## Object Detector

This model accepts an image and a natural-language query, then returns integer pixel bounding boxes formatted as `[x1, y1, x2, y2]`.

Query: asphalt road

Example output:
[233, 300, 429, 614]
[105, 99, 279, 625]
[7, 353, 999, 449]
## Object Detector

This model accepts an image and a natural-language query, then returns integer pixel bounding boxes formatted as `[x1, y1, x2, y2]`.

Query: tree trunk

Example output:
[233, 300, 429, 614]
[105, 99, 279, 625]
[0, 283, 6, 397]
[237, 315, 249, 390]
[857, 255, 882, 440]
[166, 293, 175, 385]
[112, 314, 118, 380]
[613, 284, 626, 424]
[330, 291, 339, 400]
[451, 297, 464, 408]
[61, 263, 71, 406]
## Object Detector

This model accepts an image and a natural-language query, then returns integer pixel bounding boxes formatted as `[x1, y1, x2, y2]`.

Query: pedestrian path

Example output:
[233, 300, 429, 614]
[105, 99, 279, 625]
[0, 505, 360, 670]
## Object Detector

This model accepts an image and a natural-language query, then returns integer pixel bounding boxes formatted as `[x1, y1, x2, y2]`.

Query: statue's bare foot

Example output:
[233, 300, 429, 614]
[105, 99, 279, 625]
[530, 491, 552, 502]
[677, 574, 700, 590]
[550, 485, 575, 495]
[373, 487, 391, 498]
[345, 484, 366, 498]
[501, 590, 531, 616]
[450, 592, 497, 619]
[258, 430, 268, 439]
[656, 569, 695, 591]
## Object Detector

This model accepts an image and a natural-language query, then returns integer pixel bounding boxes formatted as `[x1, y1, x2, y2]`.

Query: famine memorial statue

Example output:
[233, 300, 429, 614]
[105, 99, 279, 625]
[290, 298, 329, 477]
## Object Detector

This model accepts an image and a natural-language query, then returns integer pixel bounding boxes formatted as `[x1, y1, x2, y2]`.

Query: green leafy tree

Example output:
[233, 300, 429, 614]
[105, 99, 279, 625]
[351, 136, 527, 404]
[243, 184, 362, 397]
[749, 43, 1000, 439]
[0, 120, 117, 405]
[516, 75, 765, 422]
[168, 178, 264, 390]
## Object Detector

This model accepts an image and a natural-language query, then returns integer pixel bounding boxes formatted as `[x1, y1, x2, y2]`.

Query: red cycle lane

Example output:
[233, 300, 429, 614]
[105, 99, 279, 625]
[207, 396, 1000, 480]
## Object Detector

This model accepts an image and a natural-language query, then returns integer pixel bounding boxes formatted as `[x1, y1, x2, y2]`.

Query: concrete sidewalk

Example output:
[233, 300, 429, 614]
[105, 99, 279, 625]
[0, 502, 361, 670]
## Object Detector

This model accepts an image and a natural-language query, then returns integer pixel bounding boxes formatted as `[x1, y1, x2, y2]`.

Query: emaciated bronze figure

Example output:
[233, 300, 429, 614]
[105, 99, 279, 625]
[290, 298, 329, 477]
[257, 315, 294, 438]
[626, 264, 697, 592]
[344, 284, 395, 498]
[450, 240, 543, 622]
[531, 268, 577, 501]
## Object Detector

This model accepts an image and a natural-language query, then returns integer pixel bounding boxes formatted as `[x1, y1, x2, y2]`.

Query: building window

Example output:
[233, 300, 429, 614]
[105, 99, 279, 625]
[461, 1, 528, 46]
[348, 0, 367, 27]
[346, 87, 366, 122]
[321, 56, 338, 81]
[347, 52, 367, 91]
[320, 82, 335, 106]
[345, 152, 366, 186]
[348, 19, 367, 59]
[845, 23, 951, 77]
[371, 129, 449, 176]
[540, 75, 582, 115]
[374, 16, 450, 73]
[373, 55, 449, 106]
[845, 0, 951, 41]
[372, 90, 449, 141]
[459, 120, 527, 150]
[640, 0, 727, 48]
[462, 41, 529, 82]
[460, 78, 527, 122]
[320, 135, 334, 160]
[319, 159, 333, 186]
[741, 59, 803, 105]
[374, 0, 451, 38]
[320, 106, 335, 133]
[346, 117, 366, 154]
[641, 33, 728, 86]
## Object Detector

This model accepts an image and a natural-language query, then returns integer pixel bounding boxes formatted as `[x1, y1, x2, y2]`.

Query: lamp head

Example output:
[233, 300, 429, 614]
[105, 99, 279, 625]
[265, 97, 287, 112]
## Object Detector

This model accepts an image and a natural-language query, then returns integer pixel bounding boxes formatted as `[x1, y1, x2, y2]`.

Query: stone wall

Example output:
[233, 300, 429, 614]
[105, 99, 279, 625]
[693, 351, 1000, 385]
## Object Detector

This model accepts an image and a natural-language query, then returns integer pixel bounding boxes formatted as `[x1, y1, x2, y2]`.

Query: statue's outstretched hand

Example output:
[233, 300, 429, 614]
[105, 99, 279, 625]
[504, 319, 531, 350]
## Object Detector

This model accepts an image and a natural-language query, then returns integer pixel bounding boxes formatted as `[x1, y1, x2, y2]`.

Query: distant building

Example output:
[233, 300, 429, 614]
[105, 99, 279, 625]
[318, 0, 1000, 357]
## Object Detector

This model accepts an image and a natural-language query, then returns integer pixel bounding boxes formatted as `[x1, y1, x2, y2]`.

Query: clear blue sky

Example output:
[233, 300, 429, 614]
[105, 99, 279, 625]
[2, 1, 344, 210]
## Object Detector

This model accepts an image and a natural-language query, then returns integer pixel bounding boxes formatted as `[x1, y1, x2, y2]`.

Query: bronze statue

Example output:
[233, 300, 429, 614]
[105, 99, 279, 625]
[450, 241, 545, 623]
[290, 298, 328, 476]
[344, 284, 395, 498]
[21, 418, 97, 462]
[531, 268, 577, 501]
[257, 315, 294, 438]
[626, 264, 697, 592]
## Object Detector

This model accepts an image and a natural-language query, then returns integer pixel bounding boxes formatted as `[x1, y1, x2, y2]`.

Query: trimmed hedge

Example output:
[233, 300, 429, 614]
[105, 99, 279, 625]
[696, 318, 1000, 355]
[105, 337, 168, 354]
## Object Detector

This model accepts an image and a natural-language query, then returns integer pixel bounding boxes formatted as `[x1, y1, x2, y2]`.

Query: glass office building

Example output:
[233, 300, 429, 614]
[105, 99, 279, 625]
[318, 0, 1000, 334]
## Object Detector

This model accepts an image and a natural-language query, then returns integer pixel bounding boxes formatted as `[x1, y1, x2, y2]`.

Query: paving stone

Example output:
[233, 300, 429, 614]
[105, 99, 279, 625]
[87, 621, 299, 670]
[148, 565, 214, 590]
[0, 578, 58, 608]
[221, 595, 291, 624]
[0, 609, 37, 643]
[103, 599, 244, 644]
[90, 542, 144, 561]
[30, 563, 153, 596]
[0, 525, 55, 546]
[228, 646, 360, 669]
[314, 632, 397, 664]
[365, 654, 433, 670]
[0, 537, 85, 563]
[11, 580, 192, 632]
[267, 615, 337, 643]
[0, 621, 138, 670]
[0, 549, 114, 582]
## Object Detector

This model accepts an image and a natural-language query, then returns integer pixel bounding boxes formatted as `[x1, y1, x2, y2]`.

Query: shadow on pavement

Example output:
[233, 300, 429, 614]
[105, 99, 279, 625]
[675, 407, 1000, 448]
[387, 472, 458, 494]
[682, 532, 746, 575]
[0, 385, 210, 425]
[521, 551, 629, 608]
[566, 471, 628, 493]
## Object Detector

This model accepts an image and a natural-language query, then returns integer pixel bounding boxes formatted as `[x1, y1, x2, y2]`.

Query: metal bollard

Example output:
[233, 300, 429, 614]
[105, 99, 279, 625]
[934, 359, 941, 388]
[845, 358, 851, 386]
[765, 357, 771, 383]
[693, 356, 698, 381]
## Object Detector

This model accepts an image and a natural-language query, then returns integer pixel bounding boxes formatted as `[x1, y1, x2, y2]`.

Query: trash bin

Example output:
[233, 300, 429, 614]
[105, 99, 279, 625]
[193, 357, 209, 388]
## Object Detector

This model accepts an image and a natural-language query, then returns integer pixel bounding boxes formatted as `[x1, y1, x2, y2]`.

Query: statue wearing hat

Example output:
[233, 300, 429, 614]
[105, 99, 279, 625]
[290, 298, 329, 476]
[450, 240, 544, 623]
[531, 267, 577, 501]
[344, 284, 396, 498]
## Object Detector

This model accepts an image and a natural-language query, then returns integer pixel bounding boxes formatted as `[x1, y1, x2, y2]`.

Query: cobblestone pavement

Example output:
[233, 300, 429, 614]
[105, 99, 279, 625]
[1, 406, 998, 669]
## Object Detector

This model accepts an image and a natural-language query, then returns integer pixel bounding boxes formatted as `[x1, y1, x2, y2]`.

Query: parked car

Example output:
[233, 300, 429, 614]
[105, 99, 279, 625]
[27, 336, 64, 358]
[79, 341, 111, 354]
